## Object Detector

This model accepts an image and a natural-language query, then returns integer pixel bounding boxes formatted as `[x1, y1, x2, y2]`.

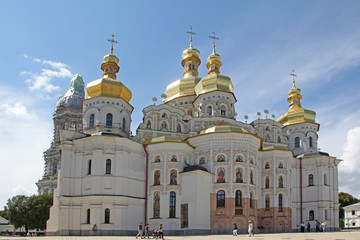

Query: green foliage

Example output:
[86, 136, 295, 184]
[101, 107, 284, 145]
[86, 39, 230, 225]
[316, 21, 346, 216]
[26, 193, 53, 230]
[339, 218, 344, 229]
[0, 206, 9, 220]
[6, 193, 53, 231]
[339, 192, 360, 219]
[7, 195, 29, 230]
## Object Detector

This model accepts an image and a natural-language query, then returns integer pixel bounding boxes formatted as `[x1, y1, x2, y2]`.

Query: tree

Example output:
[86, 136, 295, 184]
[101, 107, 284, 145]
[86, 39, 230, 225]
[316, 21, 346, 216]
[0, 206, 9, 220]
[26, 193, 53, 230]
[6, 193, 53, 232]
[339, 192, 360, 223]
[7, 195, 29, 231]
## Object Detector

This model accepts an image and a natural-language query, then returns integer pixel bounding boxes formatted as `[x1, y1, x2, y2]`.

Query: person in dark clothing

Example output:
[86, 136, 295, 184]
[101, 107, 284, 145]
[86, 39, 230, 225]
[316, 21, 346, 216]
[307, 222, 311, 232]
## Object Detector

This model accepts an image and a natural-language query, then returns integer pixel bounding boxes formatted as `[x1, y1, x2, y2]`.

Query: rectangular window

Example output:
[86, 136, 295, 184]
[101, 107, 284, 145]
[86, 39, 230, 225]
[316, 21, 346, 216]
[169, 192, 176, 218]
[352, 210, 356, 215]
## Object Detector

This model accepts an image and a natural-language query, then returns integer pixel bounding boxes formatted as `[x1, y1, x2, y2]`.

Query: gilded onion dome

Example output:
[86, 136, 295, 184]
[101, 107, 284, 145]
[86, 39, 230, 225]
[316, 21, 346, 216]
[199, 124, 248, 135]
[277, 79, 317, 127]
[163, 44, 202, 103]
[85, 53, 132, 102]
[195, 47, 233, 96]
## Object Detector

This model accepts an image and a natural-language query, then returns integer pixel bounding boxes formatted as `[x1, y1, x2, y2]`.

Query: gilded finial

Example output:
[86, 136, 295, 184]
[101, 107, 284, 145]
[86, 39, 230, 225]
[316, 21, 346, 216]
[209, 32, 219, 52]
[107, 34, 118, 54]
[290, 69, 297, 86]
[186, 26, 196, 48]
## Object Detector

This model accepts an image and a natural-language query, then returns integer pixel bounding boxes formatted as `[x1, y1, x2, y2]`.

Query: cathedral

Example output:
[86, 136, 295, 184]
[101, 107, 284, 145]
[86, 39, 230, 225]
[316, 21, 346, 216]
[42, 34, 341, 235]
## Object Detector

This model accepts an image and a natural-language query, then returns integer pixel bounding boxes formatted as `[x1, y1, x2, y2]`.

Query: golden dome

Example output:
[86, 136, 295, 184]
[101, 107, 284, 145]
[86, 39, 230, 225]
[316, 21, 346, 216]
[195, 47, 233, 96]
[163, 45, 202, 103]
[199, 124, 248, 135]
[277, 81, 317, 128]
[85, 53, 132, 103]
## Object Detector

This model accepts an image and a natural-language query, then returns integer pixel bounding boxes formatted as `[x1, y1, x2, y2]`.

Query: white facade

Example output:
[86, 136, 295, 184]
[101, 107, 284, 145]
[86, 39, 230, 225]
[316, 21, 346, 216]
[344, 203, 360, 229]
[46, 44, 341, 235]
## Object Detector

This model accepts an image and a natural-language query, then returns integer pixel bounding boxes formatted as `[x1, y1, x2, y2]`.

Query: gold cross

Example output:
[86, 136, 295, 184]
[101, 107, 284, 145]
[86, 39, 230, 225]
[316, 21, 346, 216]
[107, 34, 118, 54]
[186, 26, 196, 47]
[290, 69, 297, 84]
[209, 32, 219, 49]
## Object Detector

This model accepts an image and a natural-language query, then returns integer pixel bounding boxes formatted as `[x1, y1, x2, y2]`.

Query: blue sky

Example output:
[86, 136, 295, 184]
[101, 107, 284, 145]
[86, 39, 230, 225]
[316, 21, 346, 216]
[0, 0, 360, 208]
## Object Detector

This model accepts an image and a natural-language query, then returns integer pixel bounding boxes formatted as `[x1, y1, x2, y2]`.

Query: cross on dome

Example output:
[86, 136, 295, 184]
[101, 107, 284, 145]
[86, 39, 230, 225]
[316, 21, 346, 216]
[186, 26, 196, 47]
[209, 32, 219, 50]
[290, 69, 297, 86]
[107, 34, 118, 54]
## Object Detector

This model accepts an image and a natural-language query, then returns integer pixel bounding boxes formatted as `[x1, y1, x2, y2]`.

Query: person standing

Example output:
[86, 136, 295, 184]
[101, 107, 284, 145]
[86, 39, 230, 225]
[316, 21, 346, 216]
[300, 222, 305, 232]
[233, 223, 238, 236]
[136, 222, 143, 239]
[321, 221, 327, 232]
[157, 224, 164, 239]
[92, 224, 97, 236]
[315, 220, 320, 232]
[307, 222, 311, 232]
[248, 220, 254, 237]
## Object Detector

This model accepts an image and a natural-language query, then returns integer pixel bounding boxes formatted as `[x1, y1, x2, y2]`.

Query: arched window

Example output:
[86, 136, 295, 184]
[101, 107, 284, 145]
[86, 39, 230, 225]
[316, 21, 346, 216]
[309, 210, 314, 221]
[169, 191, 176, 218]
[278, 136, 281, 143]
[309, 174, 314, 186]
[265, 176, 270, 188]
[279, 176, 284, 188]
[106, 159, 111, 174]
[89, 114, 95, 128]
[309, 136, 313, 148]
[250, 171, 254, 184]
[154, 156, 160, 163]
[86, 209, 91, 224]
[104, 208, 110, 224]
[217, 168, 225, 183]
[217, 190, 225, 208]
[88, 160, 92, 175]
[265, 162, 270, 169]
[295, 137, 300, 148]
[265, 134, 271, 142]
[161, 113, 167, 118]
[170, 170, 177, 185]
[266, 127, 270, 131]
[153, 192, 160, 218]
[154, 170, 160, 186]
[278, 194, 283, 212]
[207, 106, 212, 116]
[146, 120, 151, 129]
[122, 117, 126, 130]
[235, 168, 243, 183]
[106, 113, 113, 128]
[217, 154, 225, 162]
[220, 105, 226, 116]
[278, 162, 283, 168]
[235, 190, 242, 207]
[171, 155, 177, 162]
[265, 195, 270, 210]
[177, 124, 181, 133]
[250, 192, 253, 208]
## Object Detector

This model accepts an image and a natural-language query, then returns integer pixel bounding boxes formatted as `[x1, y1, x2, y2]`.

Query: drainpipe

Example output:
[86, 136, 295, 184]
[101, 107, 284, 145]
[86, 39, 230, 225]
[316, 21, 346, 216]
[143, 144, 149, 225]
[299, 157, 303, 224]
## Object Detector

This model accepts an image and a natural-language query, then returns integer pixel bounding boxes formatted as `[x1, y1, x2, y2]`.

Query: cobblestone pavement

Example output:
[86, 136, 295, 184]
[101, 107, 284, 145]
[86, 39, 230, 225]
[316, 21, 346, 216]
[1, 231, 360, 240]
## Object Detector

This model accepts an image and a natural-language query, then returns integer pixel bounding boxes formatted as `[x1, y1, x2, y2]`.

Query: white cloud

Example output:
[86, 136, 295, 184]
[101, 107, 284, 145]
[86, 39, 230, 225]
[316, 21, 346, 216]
[21, 55, 72, 93]
[11, 186, 32, 197]
[1, 103, 31, 119]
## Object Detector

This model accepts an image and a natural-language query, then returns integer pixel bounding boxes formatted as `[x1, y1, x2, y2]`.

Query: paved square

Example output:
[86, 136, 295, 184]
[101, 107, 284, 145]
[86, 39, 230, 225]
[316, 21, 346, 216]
[1, 231, 360, 240]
